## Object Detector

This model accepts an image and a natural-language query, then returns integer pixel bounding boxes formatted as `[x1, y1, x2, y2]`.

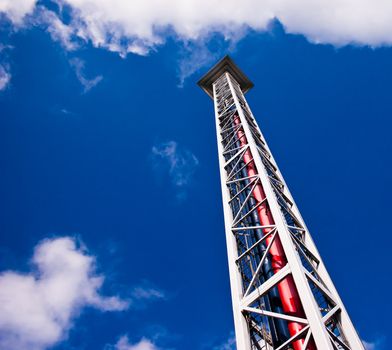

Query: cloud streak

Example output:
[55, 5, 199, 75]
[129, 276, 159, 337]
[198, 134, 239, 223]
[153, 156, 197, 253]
[0, 237, 128, 350]
[109, 336, 159, 350]
[152, 141, 199, 199]
[363, 337, 386, 350]
[213, 335, 236, 350]
[364, 341, 376, 350]
[36, 7, 78, 51]
[0, 64, 10, 90]
[0, 45, 12, 91]
[69, 57, 103, 93]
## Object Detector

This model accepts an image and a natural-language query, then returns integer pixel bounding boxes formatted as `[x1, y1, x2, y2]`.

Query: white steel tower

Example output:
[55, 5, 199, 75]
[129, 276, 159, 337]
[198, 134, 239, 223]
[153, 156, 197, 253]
[198, 56, 364, 350]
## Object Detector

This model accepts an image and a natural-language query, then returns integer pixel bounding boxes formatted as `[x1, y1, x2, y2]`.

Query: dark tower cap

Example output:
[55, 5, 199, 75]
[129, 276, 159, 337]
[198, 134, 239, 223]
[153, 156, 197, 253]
[198, 55, 254, 99]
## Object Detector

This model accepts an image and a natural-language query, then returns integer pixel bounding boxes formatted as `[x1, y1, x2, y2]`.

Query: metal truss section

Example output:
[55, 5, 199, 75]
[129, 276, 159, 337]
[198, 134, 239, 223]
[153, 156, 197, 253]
[200, 59, 365, 350]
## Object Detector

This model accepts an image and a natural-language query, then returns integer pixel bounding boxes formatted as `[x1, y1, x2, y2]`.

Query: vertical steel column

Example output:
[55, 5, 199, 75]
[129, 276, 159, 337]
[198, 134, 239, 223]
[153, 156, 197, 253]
[199, 56, 365, 350]
[213, 82, 252, 350]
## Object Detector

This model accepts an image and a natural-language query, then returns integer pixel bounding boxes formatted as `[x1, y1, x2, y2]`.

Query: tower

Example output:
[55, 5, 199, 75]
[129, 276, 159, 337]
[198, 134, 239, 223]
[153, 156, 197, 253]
[198, 56, 364, 350]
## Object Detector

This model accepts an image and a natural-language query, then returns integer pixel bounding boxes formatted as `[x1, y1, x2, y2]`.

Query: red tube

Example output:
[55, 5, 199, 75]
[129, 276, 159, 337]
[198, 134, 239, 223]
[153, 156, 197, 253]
[234, 116, 315, 350]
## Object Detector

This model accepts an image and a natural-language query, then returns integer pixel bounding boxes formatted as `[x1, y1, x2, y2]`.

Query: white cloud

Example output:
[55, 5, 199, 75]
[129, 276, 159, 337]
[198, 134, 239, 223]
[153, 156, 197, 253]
[48, 0, 392, 52]
[213, 333, 236, 350]
[69, 57, 103, 92]
[0, 237, 129, 350]
[2, 1, 392, 51]
[0, 64, 10, 90]
[111, 336, 159, 350]
[152, 141, 199, 196]
[0, 0, 37, 25]
[1, 1, 392, 80]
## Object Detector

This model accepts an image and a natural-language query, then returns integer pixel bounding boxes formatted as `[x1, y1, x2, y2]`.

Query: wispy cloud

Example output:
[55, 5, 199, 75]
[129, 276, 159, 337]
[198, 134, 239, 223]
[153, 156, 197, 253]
[363, 337, 386, 350]
[131, 286, 166, 301]
[107, 336, 160, 350]
[69, 57, 103, 93]
[0, 45, 12, 91]
[213, 333, 236, 350]
[364, 341, 376, 350]
[151, 141, 199, 199]
[177, 41, 222, 88]
[0, 64, 11, 91]
[0, 236, 129, 350]
[59, 108, 76, 116]
[36, 7, 78, 51]
[128, 281, 167, 310]
[105, 324, 177, 350]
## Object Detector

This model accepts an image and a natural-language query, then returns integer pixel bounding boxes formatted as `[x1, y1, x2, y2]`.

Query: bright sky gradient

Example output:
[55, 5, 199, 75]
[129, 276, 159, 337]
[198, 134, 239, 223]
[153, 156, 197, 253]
[0, 1, 391, 350]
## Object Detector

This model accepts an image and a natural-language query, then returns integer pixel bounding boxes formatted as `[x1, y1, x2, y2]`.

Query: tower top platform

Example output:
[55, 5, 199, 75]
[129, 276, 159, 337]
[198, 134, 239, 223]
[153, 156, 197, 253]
[198, 55, 254, 99]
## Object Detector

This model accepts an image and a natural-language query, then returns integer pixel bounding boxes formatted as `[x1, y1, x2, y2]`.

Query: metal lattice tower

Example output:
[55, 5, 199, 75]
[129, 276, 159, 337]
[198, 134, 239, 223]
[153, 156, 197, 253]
[198, 56, 364, 350]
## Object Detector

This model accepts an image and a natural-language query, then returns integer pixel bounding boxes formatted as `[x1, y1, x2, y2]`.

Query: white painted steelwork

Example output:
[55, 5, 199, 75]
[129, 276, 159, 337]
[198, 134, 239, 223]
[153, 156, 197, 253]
[198, 56, 365, 350]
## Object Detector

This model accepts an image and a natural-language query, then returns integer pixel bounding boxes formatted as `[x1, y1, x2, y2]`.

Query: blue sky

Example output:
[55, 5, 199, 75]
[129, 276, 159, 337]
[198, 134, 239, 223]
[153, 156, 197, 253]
[0, 1, 391, 350]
